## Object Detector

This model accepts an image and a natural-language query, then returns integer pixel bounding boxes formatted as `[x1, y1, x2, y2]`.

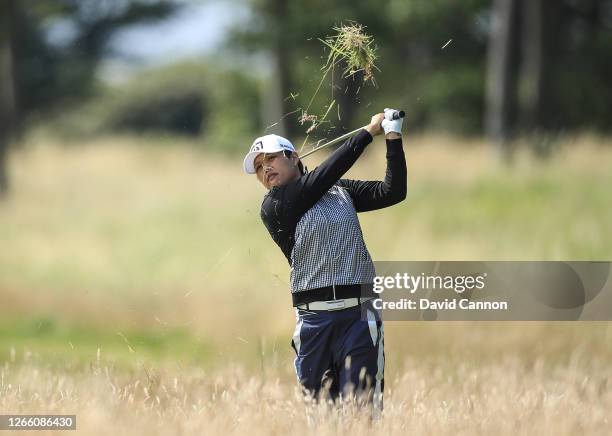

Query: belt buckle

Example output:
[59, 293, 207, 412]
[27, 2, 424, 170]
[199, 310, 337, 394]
[324, 299, 346, 310]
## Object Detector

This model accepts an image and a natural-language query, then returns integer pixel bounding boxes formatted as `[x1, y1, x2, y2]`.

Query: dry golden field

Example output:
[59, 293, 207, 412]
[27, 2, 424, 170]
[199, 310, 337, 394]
[1, 133, 611, 434]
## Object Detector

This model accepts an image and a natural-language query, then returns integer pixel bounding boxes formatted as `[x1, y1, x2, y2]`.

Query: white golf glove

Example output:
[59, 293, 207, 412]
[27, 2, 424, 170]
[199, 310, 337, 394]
[381, 108, 403, 135]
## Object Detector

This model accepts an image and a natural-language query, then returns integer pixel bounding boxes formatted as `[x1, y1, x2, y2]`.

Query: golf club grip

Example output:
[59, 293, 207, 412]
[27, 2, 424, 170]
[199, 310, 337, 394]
[390, 110, 405, 120]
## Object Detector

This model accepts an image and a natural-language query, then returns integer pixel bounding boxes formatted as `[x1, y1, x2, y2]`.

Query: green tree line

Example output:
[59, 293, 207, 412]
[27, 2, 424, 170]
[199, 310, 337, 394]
[1, 0, 612, 195]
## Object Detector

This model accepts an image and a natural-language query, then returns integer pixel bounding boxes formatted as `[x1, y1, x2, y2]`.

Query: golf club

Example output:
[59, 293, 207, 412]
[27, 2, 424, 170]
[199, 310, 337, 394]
[301, 110, 405, 159]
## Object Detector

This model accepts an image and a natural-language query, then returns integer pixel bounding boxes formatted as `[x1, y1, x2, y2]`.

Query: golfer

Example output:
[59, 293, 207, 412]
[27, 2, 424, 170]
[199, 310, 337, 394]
[243, 109, 406, 417]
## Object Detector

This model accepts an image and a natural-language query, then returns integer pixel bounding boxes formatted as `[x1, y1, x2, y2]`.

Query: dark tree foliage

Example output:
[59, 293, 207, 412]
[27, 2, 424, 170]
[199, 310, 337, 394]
[230, 0, 612, 138]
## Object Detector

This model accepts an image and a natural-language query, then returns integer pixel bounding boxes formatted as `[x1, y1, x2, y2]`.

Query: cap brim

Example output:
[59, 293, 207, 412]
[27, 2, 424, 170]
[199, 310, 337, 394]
[243, 151, 262, 174]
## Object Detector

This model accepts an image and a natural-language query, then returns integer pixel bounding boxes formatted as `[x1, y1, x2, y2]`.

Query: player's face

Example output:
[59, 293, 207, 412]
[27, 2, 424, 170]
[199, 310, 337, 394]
[254, 152, 299, 189]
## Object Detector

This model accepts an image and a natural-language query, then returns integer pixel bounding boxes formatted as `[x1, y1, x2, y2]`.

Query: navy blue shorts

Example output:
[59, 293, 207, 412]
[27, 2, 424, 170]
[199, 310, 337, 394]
[290, 298, 385, 411]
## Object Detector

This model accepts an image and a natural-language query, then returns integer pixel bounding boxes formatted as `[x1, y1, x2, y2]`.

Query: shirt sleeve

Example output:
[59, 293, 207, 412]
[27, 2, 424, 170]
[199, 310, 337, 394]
[336, 136, 407, 212]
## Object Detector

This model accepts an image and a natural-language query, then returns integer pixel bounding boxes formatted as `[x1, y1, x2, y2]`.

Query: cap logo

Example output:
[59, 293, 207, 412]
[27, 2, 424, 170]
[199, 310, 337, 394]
[251, 141, 263, 153]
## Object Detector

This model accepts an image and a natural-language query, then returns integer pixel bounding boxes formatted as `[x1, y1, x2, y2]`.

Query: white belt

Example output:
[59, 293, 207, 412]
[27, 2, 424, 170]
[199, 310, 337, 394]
[296, 296, 375, 311]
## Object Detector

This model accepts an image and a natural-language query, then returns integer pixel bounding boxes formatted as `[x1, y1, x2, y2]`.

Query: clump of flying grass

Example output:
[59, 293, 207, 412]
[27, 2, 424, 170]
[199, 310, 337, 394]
[299, 22, 379, 150]
[319, 21, 379, 85]
[299, 100, 335, 135]
[298, 112, 318, 134]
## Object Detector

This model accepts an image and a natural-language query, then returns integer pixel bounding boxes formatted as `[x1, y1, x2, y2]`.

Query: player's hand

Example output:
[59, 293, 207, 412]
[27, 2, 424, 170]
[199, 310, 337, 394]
[381, 108, 403, 137]
[365, 113, 385, 137]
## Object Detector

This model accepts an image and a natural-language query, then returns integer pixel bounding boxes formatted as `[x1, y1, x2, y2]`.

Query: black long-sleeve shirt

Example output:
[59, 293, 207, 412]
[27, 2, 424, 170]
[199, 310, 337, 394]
[260, 128, 407, 304]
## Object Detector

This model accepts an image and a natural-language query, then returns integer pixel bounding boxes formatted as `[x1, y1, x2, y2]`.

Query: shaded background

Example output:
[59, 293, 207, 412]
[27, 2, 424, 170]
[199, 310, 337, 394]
[0, 1, 611, 433]
[2, 0, 612, 177]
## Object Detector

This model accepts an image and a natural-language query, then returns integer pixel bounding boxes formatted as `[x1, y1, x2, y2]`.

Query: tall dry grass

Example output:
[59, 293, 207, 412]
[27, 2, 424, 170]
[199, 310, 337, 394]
[1, 350, 610, 435]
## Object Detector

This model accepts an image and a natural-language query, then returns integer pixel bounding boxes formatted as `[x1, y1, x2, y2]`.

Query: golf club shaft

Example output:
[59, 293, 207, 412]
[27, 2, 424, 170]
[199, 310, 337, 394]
[300, 110, 405, 159]
[301, 126, 366, 159]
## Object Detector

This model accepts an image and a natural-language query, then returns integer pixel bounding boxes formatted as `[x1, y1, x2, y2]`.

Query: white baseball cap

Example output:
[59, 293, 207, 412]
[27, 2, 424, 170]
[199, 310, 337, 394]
[243, 134, 296, 174]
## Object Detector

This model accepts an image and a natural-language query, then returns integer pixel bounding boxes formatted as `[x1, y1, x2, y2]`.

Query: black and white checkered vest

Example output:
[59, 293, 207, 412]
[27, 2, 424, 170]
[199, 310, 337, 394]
[290, 184, 376, 294]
